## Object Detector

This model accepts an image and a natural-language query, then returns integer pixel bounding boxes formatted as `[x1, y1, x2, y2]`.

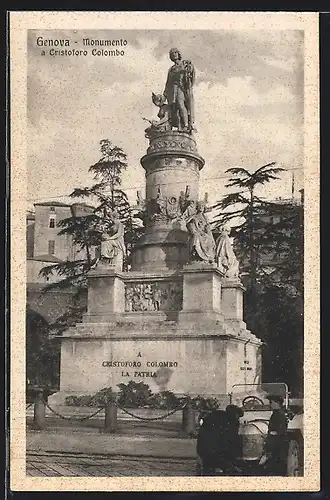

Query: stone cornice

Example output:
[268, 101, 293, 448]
[58, 328, 262, 345]
[182, 262, 225, 277]
[141, 150, 205, 171]
[87, 269, 183, 281]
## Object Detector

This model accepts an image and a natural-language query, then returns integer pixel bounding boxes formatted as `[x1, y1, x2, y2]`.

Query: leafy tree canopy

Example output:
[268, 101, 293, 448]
[212, 163, 303, 395]
[39, 139, 144, 290]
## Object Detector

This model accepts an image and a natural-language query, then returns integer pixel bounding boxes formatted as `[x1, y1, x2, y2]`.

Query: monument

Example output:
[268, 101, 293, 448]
[56, 48, 262, 401]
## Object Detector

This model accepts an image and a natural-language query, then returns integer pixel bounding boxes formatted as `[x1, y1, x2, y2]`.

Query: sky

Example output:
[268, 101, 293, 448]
[27, 29, 304, 211]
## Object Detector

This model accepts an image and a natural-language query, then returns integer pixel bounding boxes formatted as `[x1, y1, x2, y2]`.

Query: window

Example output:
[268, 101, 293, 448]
[50, 206, 56, 213]
[48, 240, 55, 255]
[49, 217, 56, 228]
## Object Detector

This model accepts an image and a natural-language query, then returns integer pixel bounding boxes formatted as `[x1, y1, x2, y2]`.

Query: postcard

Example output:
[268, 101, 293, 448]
[9, 11, 319, 492]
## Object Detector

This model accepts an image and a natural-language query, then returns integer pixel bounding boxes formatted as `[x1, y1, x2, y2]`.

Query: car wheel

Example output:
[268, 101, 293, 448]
[286, 439, 303, 476]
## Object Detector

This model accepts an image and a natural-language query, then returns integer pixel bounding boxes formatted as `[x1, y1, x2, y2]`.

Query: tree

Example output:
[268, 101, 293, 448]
[212, 163, 285, 330]
[26, 310, 60, 388]
[67, 138, 144, 272]
[256, 282, 303, 396]
[212, 165, 304, 395]
[36, 139, 144, 359]
[256, 200, 304, 396]
[40, 139, 143, 288]
[32, 141, 144, 391]
[262, 199, 303, 297]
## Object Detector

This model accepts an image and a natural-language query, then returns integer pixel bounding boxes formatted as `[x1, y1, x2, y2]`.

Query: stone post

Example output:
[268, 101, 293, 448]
[182, 397, 196, 438]
[33, 389, 46, 430]
[104, 400, 118, 434]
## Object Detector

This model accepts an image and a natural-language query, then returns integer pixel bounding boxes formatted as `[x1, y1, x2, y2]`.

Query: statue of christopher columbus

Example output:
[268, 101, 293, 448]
[163, 47, 195, 133]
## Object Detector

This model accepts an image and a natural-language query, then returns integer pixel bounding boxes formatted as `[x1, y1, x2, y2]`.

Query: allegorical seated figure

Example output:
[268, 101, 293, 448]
[95, 208, 126, 271]
[143, 93, 171, 139]
[215, 226, 239, 278]
[186, 201, 216, 264]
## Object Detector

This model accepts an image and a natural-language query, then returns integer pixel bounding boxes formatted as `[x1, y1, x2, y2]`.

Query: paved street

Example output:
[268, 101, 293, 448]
[27, 450, 197, 477]
[26, 426, 197, 477]
[27, 430, 196, 457]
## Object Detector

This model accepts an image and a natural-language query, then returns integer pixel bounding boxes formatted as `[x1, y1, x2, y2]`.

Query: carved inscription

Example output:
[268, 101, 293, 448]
[102, 358, 179, 385]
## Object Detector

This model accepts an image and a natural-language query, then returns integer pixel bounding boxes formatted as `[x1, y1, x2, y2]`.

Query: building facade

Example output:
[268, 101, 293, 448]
[27, 201, 92, 324]
[27, 201, 94, 284]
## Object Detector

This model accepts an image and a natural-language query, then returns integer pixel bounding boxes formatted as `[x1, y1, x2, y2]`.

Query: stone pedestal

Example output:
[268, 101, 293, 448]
[131, 131, 204, 272]
[142, 130, 204, 202]
[178, 263, 224, 325]
[57, 265, 261, 400]
[84, 267, 125, 321]
[221, 279, 244, 321]
[58, 332, 261, 399]
[131, 236, 189, 272]
[55, 129, 262, 404]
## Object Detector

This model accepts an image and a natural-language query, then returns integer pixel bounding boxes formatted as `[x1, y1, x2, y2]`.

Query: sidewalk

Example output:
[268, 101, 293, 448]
[26, 414, 189, 438]
[27, 430, 197, 459]
[26, 402, 198, 460]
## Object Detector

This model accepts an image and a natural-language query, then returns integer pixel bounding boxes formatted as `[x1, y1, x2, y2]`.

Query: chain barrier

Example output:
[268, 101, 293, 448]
[45, 403, 105, 422]
[30, 398, 194, 424]
[115, 401, 187, 421]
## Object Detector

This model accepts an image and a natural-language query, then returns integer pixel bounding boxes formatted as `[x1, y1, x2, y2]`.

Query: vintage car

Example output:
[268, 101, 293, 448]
[196, 383, 303, 476]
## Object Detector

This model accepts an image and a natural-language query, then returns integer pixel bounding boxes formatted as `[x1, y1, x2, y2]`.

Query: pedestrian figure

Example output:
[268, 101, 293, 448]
[260, 394, 288, 475]
[196, 405, 244, 475]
